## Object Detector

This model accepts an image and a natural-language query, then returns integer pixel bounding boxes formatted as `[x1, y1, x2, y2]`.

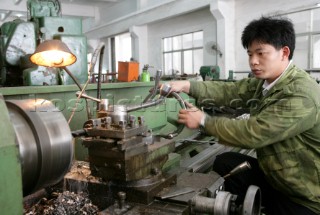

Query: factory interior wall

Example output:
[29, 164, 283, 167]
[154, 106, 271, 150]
[147, 7, 217, 77]
[83, 0, 213, 74]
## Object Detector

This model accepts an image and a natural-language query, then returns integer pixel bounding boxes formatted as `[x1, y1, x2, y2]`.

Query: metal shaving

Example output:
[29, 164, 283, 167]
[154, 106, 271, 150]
[24, 191, 99, 215]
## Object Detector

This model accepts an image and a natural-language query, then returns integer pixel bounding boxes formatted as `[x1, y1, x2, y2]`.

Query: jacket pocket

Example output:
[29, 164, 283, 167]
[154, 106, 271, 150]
[258, 151, 313, 198]
[259, 151, 299, 171]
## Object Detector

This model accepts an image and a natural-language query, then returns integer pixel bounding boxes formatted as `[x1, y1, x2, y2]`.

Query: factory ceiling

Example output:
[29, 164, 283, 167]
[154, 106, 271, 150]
[0, 0, 123, 25]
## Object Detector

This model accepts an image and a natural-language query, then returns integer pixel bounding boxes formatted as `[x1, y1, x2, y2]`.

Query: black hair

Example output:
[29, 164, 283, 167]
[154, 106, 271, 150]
[241, 16, 295, 60]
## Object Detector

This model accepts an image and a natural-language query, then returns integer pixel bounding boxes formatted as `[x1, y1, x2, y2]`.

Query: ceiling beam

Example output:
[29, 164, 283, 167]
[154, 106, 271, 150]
[0, 0, 96, 17]
[85, 0, 212, 39]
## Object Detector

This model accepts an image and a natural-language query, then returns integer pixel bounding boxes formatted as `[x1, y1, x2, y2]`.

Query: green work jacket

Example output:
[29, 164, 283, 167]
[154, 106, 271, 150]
[189, 64, 320, 214]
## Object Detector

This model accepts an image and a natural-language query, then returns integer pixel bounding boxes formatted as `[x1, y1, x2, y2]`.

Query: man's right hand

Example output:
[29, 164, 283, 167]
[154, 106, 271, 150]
[168, 80, 191, 94]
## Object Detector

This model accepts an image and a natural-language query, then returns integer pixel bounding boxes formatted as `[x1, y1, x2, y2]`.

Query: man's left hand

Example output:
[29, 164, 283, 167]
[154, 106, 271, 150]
[178, 102, 204, 129]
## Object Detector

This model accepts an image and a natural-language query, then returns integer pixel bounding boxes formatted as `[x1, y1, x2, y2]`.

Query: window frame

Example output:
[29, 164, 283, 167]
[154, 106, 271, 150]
[162, 31, 203, 75]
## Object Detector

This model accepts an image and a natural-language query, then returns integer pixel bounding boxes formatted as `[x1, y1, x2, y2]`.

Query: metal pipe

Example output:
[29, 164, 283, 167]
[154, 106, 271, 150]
[97, 45, 105, 109]
[126, 98, 165, 112]
[158, 91, 186, 139]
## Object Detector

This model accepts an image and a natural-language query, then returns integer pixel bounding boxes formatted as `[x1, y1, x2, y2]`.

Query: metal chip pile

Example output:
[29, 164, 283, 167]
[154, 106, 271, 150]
[24, 191, 99, 215]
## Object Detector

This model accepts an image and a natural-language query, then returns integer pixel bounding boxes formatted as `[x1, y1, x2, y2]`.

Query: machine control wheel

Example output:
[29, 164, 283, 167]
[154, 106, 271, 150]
[242, 185, 261, 215]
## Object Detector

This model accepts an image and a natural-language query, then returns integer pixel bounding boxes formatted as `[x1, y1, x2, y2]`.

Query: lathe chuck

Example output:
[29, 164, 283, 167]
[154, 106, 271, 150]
[6, 99, 73, 196]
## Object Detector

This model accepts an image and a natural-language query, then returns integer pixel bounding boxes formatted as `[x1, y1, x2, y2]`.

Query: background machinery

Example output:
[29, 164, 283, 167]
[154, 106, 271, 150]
[0, 0, 87, 87]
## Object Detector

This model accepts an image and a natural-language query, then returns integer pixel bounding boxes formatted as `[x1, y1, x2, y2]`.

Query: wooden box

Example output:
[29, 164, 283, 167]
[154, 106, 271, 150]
[118, 61, 139, 82]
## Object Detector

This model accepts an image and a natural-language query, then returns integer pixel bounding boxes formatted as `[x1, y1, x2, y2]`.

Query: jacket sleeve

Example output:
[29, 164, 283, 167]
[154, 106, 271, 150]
[189, 78, 258, 109]
[202, 92, 318, 149]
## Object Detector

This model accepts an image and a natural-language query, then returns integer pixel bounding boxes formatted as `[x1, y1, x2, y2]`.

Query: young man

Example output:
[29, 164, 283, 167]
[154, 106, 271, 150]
[169, 17, 320, 215]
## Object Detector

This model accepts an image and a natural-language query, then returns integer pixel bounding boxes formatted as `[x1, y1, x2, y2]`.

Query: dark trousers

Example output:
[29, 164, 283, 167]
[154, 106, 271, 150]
[212, 152, 317, 215]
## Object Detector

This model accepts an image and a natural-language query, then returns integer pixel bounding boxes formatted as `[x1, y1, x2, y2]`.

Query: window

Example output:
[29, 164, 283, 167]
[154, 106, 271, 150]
[110, 32, 132, 72]
[163, 31, 203, 75]
[313, 34, 320, 68]
[280, 7, 320, 69]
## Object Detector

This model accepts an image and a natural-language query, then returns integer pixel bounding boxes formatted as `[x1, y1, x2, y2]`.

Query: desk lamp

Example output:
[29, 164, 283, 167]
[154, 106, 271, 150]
[30, 39, 83, 90]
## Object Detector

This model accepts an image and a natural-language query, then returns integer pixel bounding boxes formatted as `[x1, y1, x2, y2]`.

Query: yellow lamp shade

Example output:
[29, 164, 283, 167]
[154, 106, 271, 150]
[30, 39, 77, 67]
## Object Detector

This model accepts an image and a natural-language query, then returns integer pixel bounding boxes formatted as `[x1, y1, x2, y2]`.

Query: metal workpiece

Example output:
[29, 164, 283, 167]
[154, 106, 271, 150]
[6, 99, 73, 196]
[126, 98, 165, 112]
[159, 83, 172, 98]
[76, 86, 166, 114]
[156, 87, 187, 139]
[106, 105, 128, 125]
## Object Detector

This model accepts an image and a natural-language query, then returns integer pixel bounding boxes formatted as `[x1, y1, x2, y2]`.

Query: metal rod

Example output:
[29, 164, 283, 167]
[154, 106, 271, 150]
[75, 91, 101, 103]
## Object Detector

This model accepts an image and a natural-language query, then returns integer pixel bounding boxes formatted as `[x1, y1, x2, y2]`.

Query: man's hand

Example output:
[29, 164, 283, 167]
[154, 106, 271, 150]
[168, 81, 191, 94]
[178, 102, 205, 129]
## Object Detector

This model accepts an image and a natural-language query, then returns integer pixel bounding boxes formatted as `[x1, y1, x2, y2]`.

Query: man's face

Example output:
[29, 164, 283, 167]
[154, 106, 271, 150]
[247, 40, 289, 83]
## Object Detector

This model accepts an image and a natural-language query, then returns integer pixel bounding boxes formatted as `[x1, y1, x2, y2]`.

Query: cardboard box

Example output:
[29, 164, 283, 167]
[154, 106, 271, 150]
[118, 61, 139, 82]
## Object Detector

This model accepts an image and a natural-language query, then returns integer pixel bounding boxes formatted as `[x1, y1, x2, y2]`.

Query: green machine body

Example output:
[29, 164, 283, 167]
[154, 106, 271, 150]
[200, 65, 220, 81]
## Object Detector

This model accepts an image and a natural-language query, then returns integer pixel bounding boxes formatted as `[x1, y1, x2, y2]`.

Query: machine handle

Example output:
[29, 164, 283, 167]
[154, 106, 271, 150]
[223, 161, 251, 179]
[71, 129, 87, 137]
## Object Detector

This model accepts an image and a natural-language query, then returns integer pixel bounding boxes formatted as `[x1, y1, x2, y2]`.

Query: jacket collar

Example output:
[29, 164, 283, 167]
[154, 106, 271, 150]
[262, 63, 296, 96]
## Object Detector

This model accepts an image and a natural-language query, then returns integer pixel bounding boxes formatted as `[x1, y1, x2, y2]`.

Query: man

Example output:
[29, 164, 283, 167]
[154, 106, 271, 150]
[169, 16, 320, 215]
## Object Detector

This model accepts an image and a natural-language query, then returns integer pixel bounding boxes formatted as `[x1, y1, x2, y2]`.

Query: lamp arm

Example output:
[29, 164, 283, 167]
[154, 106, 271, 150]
[62, 66, 83, 91]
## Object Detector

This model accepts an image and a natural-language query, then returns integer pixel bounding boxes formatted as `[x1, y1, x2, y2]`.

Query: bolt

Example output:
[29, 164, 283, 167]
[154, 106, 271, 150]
[129, 115, 137, 128]
[105, 117, 112, 128]
[138, 116, 145, 125]
[118, 191, 126, 209]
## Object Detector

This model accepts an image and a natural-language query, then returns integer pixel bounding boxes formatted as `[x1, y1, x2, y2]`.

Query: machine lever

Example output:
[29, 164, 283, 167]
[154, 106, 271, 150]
[142, 70, 162, 103]
[223, 161, 251, 179]
[76, 91, 102, 103]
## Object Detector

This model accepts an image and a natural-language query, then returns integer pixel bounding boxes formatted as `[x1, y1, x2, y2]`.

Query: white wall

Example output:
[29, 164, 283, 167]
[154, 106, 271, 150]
[234, 0, 320, 79]
[147, 7, 217, 76]
[210, 0, 235, 78]
[97, 0, 137, 24]
[84, 0, 214, 74]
